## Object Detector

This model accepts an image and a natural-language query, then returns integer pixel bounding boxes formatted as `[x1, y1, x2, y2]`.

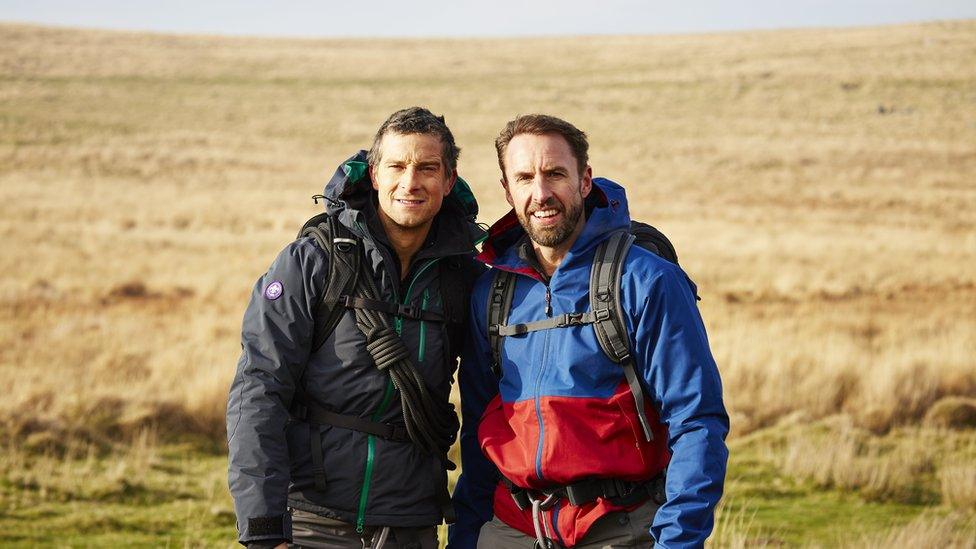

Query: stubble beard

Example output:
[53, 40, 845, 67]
[518, 193, 584, 248]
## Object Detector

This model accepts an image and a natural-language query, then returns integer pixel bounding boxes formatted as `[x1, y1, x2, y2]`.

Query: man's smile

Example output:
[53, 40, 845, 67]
[395, 197, 427, 206]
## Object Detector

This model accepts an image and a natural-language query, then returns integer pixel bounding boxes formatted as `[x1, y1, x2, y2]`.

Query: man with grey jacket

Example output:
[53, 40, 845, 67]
[227, 107, 483, 548]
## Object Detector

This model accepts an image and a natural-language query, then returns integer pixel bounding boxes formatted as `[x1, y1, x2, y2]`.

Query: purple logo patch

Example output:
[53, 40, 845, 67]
[264, 280, 283, 300]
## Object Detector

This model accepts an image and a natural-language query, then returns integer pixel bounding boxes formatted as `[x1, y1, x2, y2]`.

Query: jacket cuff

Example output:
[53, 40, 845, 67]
[239, 514, 292, 545]
[246, 539, 287, 549]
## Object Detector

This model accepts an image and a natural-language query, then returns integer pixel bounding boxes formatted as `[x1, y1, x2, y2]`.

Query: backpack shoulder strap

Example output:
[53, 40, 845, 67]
[292, 213, 362, 492]
[486, 269, 517, 378]
[438, 255, 481, 364]
[300, 214, 361, 353]
[590, 230, 654, 442]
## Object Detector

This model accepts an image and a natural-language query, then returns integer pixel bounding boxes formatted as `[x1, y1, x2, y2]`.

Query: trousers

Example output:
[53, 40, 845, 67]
[476, 498, 660, 549]
[289, 509, 438, 549]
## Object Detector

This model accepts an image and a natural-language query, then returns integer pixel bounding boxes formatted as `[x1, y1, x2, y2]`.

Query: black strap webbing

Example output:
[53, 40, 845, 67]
[591, 231, 654, 442]
[303, 405, 410, 442]
[343, 295, 445, 323]
[486, 270, 517, 377]
[309, 425, 328, 491]
[294, 400, 412, 493]
[503, 472, 666, 510]
[302, 215, 361, 353]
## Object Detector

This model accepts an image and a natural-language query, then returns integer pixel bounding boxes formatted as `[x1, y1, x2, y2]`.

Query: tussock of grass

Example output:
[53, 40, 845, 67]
[751, 418, 976, 507]
[939, 439, 976, 511]
[849, 512, 976, 548]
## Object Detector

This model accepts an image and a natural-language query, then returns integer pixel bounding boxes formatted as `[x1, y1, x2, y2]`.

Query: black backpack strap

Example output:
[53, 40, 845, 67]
[295, 214, 362, 492]
[342, 296, 446, 322]
[438, 256, 480, 367]
[301, 215, 361, 353]
[486, 269, 517, 377]
[591, 230, 654, 442]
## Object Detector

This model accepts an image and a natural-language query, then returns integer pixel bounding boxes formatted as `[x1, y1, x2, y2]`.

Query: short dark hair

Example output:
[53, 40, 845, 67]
[495, 114, 589, 179]
[367, 107, 460, 172]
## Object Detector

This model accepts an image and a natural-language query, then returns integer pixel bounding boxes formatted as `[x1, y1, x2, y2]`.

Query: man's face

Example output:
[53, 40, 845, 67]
[371, 132, 456, 234]
[502, 133, 592, 250]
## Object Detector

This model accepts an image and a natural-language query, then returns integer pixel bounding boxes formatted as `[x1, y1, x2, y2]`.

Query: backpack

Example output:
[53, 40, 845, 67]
[486, 221, 696, 443]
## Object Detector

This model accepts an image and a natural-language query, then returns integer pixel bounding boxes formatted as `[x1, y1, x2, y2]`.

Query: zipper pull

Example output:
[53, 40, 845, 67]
[545, 286, 552, 317]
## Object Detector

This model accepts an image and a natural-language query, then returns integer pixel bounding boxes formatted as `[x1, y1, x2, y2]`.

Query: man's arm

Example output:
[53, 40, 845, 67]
[630, 265, 730, 548]
[448, 279, 502, 549]
[226, 239, 327, 546]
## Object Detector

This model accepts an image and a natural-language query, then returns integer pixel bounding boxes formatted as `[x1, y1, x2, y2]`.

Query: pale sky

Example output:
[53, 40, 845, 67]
[1, 0, 974, 38]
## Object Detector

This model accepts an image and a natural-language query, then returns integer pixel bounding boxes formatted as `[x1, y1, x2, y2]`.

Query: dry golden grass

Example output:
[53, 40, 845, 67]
[1, 19, 975, 545]
[850, 512, 976, 548]
[1, 20, 974, 455]
[940, 447, 976, 511]
[753, 417, 976, 504]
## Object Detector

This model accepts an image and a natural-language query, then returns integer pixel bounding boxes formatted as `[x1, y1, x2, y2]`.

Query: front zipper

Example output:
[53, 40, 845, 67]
[533, 283, 553, 481]
[354, 257, 441, 533]
[419, 289, 429, 363]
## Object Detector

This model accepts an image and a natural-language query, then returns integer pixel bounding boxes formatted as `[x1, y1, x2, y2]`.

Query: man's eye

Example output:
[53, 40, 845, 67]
[421, 165, 437, 172]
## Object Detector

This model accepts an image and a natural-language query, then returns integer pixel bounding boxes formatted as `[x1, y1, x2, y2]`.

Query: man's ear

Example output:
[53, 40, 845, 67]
[501, 177, 514, 208]
[580, 165, 593, 198]
[370, 164, 379, 191]
[444, 168, 457, 196]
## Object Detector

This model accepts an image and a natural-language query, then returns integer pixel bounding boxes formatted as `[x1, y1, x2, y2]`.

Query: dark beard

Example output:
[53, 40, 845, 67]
[518, 194, 584, 248]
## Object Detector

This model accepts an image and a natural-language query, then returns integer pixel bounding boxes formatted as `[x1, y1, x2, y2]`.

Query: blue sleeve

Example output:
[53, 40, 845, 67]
[631, 266, 729, 548]
[448, 276, 501, 549]
[226, 239, 327, 544]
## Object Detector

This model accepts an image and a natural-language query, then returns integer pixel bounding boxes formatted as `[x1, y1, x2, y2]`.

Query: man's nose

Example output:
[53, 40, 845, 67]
[530, 177, 554, 204]
[399, 166, 422, 191]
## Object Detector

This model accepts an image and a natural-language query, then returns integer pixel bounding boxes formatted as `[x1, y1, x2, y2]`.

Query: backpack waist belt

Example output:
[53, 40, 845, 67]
[502, 472, 666, 511]
[291, 402, 411, 443]
[291, 401, 410, 493]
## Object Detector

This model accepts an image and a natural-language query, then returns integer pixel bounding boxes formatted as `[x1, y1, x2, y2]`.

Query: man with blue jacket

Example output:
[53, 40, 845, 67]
[449, 114, 729, 548]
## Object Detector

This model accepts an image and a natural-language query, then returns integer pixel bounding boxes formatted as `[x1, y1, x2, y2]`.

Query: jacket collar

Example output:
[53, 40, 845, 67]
[477, 178, 632, 280]
[321, 150, 482, 259]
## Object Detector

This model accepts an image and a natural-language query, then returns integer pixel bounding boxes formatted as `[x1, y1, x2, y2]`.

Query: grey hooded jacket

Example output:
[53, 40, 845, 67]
[227, 151, 483, 545]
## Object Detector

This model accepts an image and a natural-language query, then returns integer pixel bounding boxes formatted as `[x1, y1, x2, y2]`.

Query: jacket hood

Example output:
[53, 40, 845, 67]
[477, 177, 632, 277]
[320, 150, 484, 254]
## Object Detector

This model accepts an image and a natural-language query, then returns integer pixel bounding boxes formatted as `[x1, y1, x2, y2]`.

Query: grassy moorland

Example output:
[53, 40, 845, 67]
[1, 20, 974, 547]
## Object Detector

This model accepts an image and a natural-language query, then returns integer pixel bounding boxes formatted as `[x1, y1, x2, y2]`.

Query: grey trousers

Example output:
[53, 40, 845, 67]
[289, 509, 438, 549]
[477, 498, 659, 549]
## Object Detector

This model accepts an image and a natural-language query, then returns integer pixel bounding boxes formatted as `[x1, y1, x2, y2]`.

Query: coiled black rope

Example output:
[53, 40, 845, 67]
[353, 265, 459, 461]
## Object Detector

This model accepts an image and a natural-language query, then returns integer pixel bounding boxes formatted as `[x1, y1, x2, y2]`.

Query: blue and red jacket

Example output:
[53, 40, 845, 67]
[449, 178, 729, 548]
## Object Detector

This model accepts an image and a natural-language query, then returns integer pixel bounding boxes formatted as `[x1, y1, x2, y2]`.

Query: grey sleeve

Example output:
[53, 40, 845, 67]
[226, 238, 327, 545]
